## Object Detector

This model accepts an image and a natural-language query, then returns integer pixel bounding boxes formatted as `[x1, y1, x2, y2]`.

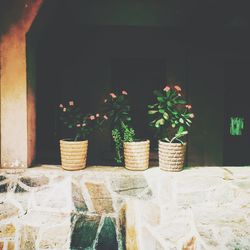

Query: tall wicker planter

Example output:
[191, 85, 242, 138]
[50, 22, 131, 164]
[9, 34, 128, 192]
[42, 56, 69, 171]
[124, 140, 150, 171]
[60, 139, 88, 171]
[159, 140, 186, 171]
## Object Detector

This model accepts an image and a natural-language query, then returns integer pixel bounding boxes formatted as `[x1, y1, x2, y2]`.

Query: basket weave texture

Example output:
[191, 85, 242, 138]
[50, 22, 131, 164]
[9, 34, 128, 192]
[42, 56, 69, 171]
[60, 140, 88, 171]
[159, 141, 186, 171]
[124, 140, 150, 171]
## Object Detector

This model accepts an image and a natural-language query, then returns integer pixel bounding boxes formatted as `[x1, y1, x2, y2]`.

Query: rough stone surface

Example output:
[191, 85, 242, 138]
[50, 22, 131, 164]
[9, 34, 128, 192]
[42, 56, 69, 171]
[0, 203, 19, 221]
[96, 217, 118, 250]
[86, 182, 114, 214]
[0, 224, 15, 238]
[110, 175, 149, 197]
[71, 214, 101, 249]
[0, 166, 250, 250]
[20, 225, 39, 250]
[72, 183, 88, 212]
[20, 176, 49, 187]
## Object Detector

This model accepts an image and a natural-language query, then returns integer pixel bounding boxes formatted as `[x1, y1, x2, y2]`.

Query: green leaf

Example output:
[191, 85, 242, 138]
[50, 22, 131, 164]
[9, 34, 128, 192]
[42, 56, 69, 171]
[177, 126, 185, 134]
[179, 118, 184, 124]
[175, 100, 186, 104]
[155, 118, 165, 127]
[148, 110, 158, 115]
[157, 96, 165, 102]
[163, 112, 169, 120]
[159, 109, 165, 114]
[148, 104, 157, 109]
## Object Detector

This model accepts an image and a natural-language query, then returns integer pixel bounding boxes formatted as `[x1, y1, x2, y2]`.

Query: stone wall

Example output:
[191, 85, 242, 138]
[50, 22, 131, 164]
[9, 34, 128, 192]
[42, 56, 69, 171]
[0, 166, 152, 249]
[1, 166, 250, 249]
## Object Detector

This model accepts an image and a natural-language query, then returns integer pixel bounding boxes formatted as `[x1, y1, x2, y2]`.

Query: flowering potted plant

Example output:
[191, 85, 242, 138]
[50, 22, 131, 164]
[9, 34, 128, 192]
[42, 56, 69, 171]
[148, 84, 194, 171]
[104, 90, 150, 170]
[58, 100, 104, 170]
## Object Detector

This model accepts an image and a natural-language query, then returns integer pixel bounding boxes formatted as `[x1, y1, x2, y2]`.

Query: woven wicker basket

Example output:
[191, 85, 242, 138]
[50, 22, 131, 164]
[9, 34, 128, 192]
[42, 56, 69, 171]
[60, 139, 88, 171]
[159, 140, 186, 171]
[124, 140, 150, 171]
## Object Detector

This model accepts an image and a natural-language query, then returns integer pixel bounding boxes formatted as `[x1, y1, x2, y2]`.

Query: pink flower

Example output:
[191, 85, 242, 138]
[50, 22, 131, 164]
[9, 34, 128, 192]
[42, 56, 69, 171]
[110, 93, 117, 98]
[63, 108, 67, 112]
[104, 99, 108, 103]
[76, 124, 81, 127]
[82, 123, 86, 127]
[103, 115, 108, 120]
[185, 104, 192, 109]
[189, 113, 195, 118]
[69, 101, 74, 106]
[122, 90, 128, 95]
[96, 113, 100, 118]
[89, 115, 95, 120]
[174, 85, 182, 92]
[59, 104, 63, 108]
[163, 85, 171, 92]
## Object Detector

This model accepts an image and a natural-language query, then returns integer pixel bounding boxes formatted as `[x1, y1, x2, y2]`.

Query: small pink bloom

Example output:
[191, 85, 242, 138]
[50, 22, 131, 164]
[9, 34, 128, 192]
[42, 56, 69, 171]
[189, 113, 195, 118]
[63, 108, 67, 112]
[185, 104, 192, 109]
[69, 100, 74, 106]
[163, 85, 171, 92]
[104, 99, 108, 103]
[96, 113, 100, 118]
[110, 93, 117, 98]
[59, 104, 63, 108]
[76, 123, 81, 127]
[174, 85, 182, 92]
[103, 115, 108, 120]
[90, 115, 95, 120]
[82, 123, 86, 127]
[122, 90, 128, 95]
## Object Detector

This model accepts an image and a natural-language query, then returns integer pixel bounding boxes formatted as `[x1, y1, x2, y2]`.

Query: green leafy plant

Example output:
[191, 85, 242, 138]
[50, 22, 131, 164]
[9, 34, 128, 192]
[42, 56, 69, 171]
[148, 84, 194, 143]
[103, 90, 136, 163]
[58, 100, 104, 141]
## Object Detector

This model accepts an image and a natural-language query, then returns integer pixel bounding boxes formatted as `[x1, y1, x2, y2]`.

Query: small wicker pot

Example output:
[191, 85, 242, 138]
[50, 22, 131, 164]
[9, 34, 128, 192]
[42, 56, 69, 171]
[159, 140, 186, 171]
[60, 139, 88, 171]
[124, 140, 150, 171]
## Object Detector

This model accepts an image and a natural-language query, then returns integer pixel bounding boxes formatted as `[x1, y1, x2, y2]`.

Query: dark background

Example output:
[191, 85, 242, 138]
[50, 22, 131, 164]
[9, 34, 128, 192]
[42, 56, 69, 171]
[23, 0, 250, 166]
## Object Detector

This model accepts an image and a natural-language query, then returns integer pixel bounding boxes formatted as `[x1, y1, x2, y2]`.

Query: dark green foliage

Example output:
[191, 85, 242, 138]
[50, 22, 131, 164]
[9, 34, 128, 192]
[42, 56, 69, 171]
[148, 84, 194, 143]
[103, 91, 136, 163]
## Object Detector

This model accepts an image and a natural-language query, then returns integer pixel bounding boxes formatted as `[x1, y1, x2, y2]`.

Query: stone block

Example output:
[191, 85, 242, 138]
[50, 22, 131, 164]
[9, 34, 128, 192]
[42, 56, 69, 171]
[71, 213, 101, 249]
[0, 224, 16, 238]
[140, 227, 164, 250]
[72, 183, 88, 212]
[85, 182, 114, 214]
[20, 225, 39, 250]
[20, 176, 49, 188]
[39, 222, 71, 249]
[96, 217, 118, 250]
[0, 202, 19, 220]
[110, 176, 149, 197]
[7, 241, 15, 250]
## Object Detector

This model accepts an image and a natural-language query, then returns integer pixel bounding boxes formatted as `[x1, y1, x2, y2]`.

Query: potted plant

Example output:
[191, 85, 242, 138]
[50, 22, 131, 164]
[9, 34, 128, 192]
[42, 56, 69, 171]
[148, 84, 194, 171]
[58, 100, 103, 170]
[103, 90, 150, 170]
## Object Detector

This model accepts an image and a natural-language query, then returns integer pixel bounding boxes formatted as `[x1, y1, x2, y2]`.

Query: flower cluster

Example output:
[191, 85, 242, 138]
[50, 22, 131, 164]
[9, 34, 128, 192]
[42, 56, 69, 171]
[148, 84, 194, 143]
[58, 101, 105, 141]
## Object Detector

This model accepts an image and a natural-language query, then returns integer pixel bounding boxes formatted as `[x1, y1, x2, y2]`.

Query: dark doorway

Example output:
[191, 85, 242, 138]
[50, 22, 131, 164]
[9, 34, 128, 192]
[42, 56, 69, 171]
[224, 61, 250, 166]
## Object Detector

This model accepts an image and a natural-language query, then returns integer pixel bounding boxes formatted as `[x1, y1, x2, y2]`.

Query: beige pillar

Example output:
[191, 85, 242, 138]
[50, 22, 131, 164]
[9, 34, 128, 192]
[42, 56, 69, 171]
[0, 0, 42, 168]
